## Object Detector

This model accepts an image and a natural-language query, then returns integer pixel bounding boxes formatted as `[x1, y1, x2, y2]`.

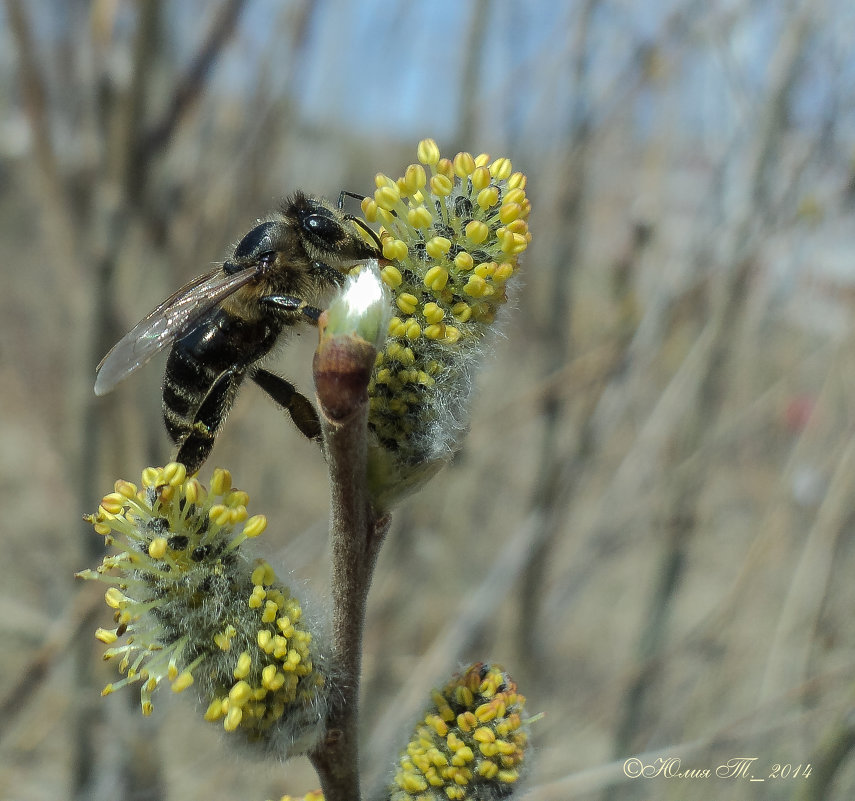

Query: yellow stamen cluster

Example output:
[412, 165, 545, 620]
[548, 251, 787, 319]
[360, 140, 531, 502]
[202, 562, 322, 739]
[389, 663, 529, 801]
[79, 464, 327, 753]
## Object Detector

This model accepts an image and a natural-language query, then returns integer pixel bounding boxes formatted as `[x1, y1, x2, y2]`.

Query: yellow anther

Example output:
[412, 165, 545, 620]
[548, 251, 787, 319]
[474, 262, 495, 278]
[387, 316, 407, 337]
[374, 184, 401, 211]
[494, 262, 514, 282]
[417, 138, 441, 166]
[400, 346, 416, 365]
[423, 323, 445, 340]
[499, 202, 522, 224]
[100, 492, 126, 515]
[456, 710, 477, 732]
[104, 587, 126, 609]
[451, 301, 472, 322]
[259, 563, 276, 585]
[478, 761, 499, 778]
[504, 187, 526, 206]
[407, 205, 433, 229]
[214, 631, 232, 651]
[465, 220, 489, 245]
[478, 741, 498, 757]
[473, 726, 496, 743]
[262, 599, 278, 623]
[204, 698, 225, 721]
[228, 680, 252, 707]
[210, 468, 232, 496]
[233, 651, 252, 679]
[506, 218, 528, 235]
[114, 479, 137, 498]
[454, 251, 474, 271]
[163, 462, 187, 487]
[424, 265, 450, 290]
[402, 163, 427, 193]
[242, 514, 267, 539]
[183, 478, 203, 505]
[474, 152, 490, 167]
[426, 714, 449, 736]
[426, 236, 452, 259]
[399, 772, 428, 793]
[490, 156, 513, 179]
[250, 565, 268, 586]
[272, 635, 288, 659]
[442, 326, 462, 344]
[475, 701, 498, 722]
[477, 186, 499, 209]
[380, 265, 403, 290]
[451, 745, 475, 767]
[148, 537, 167, 559]
[248, 586, 266, 609]
[382, 238, 408, 261]
[171, 671, 194, 692]
[361, 196, 378, 222]
[224, 489, 249, 508]
[95, 627, 118, 644]
[141, 466, 162, 487]
[508, 171, 526, 189]
[453, 151, 476, 177]
[264, 666, 286, 691]
[472, 166, 491, 191]
[224, 705, 243, 731]
[228, 505, 248, 524]
[257, 629, 273, 652]
[208, 504, 230, 526]
[396, 293, 419, 315]
[497, 769, 520, 783]
[436, 158, 454, 178]
[501, 231, 528, 254]
[494, 739, 518, 756]
[422, 302, 444, 324]
[405, 319, 422, 340]
[429, 174, 453, 197]
[464, 275, 488, 297]
[141, 701, 153, 716]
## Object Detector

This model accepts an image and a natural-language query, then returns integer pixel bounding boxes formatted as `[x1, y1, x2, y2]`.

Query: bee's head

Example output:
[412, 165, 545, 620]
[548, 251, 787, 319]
[283, 191, 380, 269]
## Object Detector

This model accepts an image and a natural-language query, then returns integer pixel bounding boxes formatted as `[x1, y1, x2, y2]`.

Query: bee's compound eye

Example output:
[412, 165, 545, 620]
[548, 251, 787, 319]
[304, 213, 342, 243]
[233, 221, 277, 261]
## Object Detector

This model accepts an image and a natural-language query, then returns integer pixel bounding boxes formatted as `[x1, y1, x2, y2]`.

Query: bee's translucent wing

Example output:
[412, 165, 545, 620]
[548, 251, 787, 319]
[94, 267, 258, 396]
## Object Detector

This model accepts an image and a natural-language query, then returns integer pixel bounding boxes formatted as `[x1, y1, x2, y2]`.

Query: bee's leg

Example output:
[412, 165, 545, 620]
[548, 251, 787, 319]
[175, 371, 243, 474]
[260, 294, 323, 324]
[251, 368, 321, 441]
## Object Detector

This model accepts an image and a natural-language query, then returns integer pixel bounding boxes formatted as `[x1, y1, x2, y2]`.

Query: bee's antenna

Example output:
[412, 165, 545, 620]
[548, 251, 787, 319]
[338, 190, 366, 210]
[338, 190, 382, 252]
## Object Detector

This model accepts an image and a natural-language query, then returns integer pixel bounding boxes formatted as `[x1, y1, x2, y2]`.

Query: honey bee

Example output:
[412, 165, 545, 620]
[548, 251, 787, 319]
[95, 191, 380, 474]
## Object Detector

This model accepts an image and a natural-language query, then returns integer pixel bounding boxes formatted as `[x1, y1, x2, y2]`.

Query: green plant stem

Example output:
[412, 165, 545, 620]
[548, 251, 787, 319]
[309, 350, 390, 801]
